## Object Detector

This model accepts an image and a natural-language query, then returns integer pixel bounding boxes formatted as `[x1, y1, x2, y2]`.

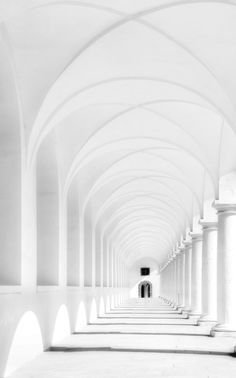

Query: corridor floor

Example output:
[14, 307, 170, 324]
[9, 299, 236, 378]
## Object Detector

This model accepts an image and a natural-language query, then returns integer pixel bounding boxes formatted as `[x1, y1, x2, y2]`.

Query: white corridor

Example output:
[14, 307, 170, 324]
[8, 299, 236, 378]
[2, 1, 236, 377]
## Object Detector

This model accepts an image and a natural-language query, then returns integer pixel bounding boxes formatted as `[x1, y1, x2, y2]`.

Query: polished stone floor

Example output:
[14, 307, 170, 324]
[9, 299, 236, 378]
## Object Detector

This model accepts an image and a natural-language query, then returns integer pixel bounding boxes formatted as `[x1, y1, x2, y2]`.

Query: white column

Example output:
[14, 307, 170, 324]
[178, 249, 185, 308]
[190, 233, 203, 317]
[198, 221, 217, 326]
[176, 252, 181, 306]
[170, 258, 175, 305]
[79, 216, 84, 287]
[173, 256, 178, 306]
[183, 241, 192, 312]
[212, 203, 236, 336]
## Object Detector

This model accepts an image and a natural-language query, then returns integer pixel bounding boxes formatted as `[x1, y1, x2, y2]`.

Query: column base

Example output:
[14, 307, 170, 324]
[211, 324, 236, 337]
[197, 317, 217, 327]
[197, 314, 217, 326]
[177, 305, 185, 313]
[182, 307, 191, 316]
[188, 311, 202, 321]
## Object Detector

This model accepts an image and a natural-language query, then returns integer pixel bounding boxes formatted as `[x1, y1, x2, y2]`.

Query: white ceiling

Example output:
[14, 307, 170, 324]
[1, 0, 236, 267]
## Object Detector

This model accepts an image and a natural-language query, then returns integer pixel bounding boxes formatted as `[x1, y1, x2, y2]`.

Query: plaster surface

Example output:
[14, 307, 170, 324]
[8, 299, 236, 378]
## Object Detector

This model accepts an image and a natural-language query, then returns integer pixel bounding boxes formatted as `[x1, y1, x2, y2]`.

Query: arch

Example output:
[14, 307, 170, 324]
[110, 294, 115, 309]
[138, 281, 152, 298]
[51, 305, 71, 345]
[75, 301, 87, 331]
[4, 311, 43, 377]
[114, 295, 119, 307]
[99, 297, 105, 316]
[106, 296, 111, 312]
[89, 298, 97, 323]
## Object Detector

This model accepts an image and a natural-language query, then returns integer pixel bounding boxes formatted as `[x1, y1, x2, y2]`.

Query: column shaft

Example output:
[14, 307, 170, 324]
[183, 242, 192, 311]
[212, 203, 236, 336]
[190, 233, 202, 317]
[199, 221, 217, 325]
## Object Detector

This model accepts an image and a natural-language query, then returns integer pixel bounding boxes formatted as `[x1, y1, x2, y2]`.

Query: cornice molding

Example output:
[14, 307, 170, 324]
[189, 232, 202, 241]
[199, 219, 218, 230]
[213, 201, 236, 214]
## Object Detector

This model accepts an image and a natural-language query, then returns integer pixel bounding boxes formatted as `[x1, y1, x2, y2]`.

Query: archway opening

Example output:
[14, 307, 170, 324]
[99, 297, 105, 316]
[4, 312, 43, 377]
[89, 299, 97, 323]
[138, 281, 152, 298]
[75, 301, 87, 331]
[51, 305, 70, 346]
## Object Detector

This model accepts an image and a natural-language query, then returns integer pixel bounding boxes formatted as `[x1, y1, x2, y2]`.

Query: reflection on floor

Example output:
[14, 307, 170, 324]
[9, 299, 236, 378]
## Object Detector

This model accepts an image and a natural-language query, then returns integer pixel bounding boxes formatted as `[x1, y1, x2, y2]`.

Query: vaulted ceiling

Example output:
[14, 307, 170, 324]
[1, 0, 236, 268]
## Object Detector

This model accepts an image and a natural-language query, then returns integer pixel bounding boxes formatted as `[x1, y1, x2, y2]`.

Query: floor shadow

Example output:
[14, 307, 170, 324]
[99, 316, 188, 320]
[48, 346, 235, 357]
[89, 322, 197, 326]
[108, 312, 181, 315]
[73, 331, 211, 337]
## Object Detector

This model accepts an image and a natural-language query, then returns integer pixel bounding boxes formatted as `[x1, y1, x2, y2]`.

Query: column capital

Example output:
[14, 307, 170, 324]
[213, 201, 236, 214]
[176, 246, 184, 255]
[199, 219, 218, 230]
[183, 240, 192, 249]
[189, 232, 202, 241]
[172, 251, 177, 260]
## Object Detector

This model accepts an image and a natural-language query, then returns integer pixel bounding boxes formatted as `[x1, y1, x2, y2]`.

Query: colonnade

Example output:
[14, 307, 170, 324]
[160, 202, 236, 336]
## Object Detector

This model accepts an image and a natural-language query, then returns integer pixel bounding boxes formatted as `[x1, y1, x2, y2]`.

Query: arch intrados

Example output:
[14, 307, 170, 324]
[115, 229, 174, 255]
[127, 255, 159, 267]
[93, 172, 200, 219]
[81, 148, 211, 217]
[116, 235, 176, 261]
[106, 208, 186, 239]
[95, 182, 197, 233]
[30, 78, 222, 168]
[107, 209, 184, 243]
[34, 98, 223, 169]
[66, 118, 217, 200]
[83, 145, 214, 212]
[103, 207, 186, 245]
[94, 173, 201, 226]
[120, 239, 170, 258]
[102, 199, 190, 233]
[28, 1, 235, 157]
[101, 193, 190, 235]
[110, 218, 180, 247]
[95, 184, 192, 228]
[88, 165, 198, 221]
[122, 241, 170, 263]
[114, 227, 174, 248]
[34, 95, 225, 185]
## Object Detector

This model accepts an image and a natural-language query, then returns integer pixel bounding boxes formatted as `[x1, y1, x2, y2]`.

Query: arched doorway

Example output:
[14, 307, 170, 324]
[138, 281, 152, 298]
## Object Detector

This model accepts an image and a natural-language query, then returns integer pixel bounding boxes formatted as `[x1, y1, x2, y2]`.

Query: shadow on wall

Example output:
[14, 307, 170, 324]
[4, 311, 43, 377]
[75, 301, 87, 331]
[89, 299, 97, 323]
[51, 305, 71, 346]
[99, 297, 105, 316]
[106, 296, 111, 313]
[110, 295, 115, 309]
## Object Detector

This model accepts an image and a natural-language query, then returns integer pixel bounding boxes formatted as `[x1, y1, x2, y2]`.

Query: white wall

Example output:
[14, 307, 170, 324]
[128, 258, 160, 298]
